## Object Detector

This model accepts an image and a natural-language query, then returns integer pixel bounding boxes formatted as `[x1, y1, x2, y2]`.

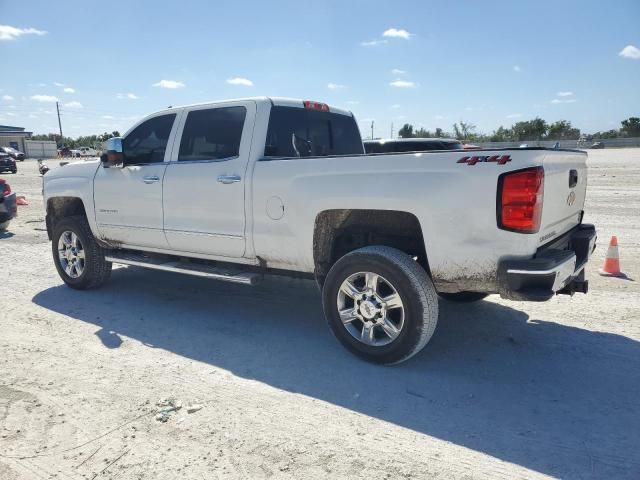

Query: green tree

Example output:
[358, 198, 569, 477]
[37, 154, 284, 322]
[511, 118, 548, 141]
[547, 120, 580, 140]
[398, 123, 414, 138]
[452, 121, 477, 140]
[621, 117, 640, 137]
[414, 127, 433, 138]
[488, 126, 513, 142]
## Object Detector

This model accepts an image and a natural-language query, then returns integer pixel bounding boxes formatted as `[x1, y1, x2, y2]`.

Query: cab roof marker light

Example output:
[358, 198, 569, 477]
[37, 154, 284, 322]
[303, 100, 330, 112]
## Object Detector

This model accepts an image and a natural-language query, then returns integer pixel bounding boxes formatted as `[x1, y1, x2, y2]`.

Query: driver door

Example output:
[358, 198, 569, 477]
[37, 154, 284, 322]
[93, 112, 180, 248]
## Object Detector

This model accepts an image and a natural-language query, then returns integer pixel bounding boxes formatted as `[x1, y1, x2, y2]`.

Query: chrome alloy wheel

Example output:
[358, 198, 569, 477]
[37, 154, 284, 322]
[337, 271, 405, 346]
[57, 230, 85, 279]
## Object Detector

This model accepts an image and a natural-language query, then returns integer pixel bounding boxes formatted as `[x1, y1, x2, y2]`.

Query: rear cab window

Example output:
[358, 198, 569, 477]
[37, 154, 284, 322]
[264, 106, 364, 158]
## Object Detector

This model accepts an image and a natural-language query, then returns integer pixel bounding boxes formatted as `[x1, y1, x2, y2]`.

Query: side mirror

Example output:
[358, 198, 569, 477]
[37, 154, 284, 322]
[102, 137, 124, 168]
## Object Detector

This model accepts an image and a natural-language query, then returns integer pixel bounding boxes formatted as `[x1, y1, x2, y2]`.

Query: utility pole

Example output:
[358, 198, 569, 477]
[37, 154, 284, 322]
[56, 101, 63, 140]
[370, 120, 374, 140]
[390, 122, 394, 139]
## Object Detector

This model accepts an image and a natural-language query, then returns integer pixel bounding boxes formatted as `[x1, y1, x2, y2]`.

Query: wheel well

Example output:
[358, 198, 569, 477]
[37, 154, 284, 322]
[46, 197, 86, 239]
[313, 209, 429, 284]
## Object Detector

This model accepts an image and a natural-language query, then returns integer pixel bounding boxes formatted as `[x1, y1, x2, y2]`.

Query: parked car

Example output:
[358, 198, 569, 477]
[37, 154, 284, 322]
[76, 146, 100, 157]
[0, 151, 17, 174]
[364, 138, 462, 153]
[590, 142, 605, 149]
[43, 97, 596, 364]
[0, 178, 17, 230]
[462, 143, 481, 150]
[0, 146, 25, 161]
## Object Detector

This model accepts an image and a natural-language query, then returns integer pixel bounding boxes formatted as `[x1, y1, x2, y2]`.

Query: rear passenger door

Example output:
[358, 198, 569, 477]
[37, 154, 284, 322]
[162, 101, 256, 258]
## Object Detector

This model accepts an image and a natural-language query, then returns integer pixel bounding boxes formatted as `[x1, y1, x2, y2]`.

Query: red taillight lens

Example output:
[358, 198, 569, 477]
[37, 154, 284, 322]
[303, 100, 330, 112]
[498, 167, 544, 233]
[1, 181, 10, 196]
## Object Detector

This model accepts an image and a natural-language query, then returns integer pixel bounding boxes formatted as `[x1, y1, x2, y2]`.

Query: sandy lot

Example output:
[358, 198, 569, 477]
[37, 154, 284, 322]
[1, 149, 639, 479]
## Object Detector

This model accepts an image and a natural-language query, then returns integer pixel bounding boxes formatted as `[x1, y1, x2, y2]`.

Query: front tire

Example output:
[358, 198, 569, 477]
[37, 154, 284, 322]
[322, 246, 439, 364]
[52, 215, 112, 289]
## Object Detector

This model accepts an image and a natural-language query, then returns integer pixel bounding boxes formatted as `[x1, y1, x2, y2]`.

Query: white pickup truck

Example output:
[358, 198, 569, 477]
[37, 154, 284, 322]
[43, 97, 596, 364]
[71, 146, 100, 157]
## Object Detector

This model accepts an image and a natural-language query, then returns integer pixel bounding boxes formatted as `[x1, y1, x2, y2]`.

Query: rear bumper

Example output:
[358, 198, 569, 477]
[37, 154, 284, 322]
[497, 224, 597, 301]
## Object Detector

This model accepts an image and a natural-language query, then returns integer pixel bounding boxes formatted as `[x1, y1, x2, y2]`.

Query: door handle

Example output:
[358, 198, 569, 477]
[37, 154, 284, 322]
[217, 175, 241, 184]
[143, 175, 160, 184]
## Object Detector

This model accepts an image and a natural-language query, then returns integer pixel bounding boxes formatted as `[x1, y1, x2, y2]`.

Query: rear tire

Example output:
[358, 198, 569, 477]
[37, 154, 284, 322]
[439, 292, 489, 303]
[322, 246, 439, 364]
[52, 215, 112, 289]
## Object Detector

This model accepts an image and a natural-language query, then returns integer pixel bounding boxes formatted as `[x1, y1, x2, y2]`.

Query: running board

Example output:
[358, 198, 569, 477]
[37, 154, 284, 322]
[105, 252, 261, 285]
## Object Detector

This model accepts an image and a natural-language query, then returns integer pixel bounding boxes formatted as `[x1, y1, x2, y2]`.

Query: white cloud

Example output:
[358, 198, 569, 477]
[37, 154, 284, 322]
[507, 113, 522, 118]
[391, 104, 401, 109]
[31, 94, 58, 103]
[0, 25, 47, 41]
[551, 98, 577, 104]
[64, 101, 83, 108]
[226, 77, 254, 87]
[391, 68, 406, 75]
[389, 79, 416, 88]
[63, 87, 75, 93]
[434, 115, 445, 120]
[152, 79, 185, 89]
[54, 82, 64, 87]
[619, 45, 640, 59]
[327, 83, 345, 90]
[346, 100, 359, 105]
[382, 28, 412, 40]
[2, 95, 13, 101]
[117, 92, 139, 99]
[360, 39, 388, 47]
[6, 112, 16, 116]
[102, 115, 114, 119]
[557, 91, 573, 97]
[513, 65, 521, 72]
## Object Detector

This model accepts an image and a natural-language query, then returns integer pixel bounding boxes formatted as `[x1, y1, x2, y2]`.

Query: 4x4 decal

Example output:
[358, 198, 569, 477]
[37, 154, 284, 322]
[457, 155, 511, 166]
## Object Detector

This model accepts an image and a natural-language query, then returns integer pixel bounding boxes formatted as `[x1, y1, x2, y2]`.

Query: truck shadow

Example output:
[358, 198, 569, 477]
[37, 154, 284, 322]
[32, 267, 640, 479]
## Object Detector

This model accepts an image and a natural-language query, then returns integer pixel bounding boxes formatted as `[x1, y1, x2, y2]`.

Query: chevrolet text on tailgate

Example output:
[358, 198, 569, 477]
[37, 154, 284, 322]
[42, 97, 597, 364]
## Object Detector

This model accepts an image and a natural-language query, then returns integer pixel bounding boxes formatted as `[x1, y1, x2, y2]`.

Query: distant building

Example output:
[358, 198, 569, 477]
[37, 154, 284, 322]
[0, 125, 33, 152]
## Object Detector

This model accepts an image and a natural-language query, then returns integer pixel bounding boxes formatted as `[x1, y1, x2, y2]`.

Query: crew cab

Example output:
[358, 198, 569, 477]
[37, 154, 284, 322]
[42, 97, 596, 364]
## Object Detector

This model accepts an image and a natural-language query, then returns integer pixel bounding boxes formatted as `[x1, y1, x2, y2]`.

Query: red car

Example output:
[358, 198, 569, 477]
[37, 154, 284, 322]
[0, 178, 17, 230]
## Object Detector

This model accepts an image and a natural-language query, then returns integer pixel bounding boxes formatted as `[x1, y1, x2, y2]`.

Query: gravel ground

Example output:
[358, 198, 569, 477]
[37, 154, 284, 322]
[0, 149, 639, 479]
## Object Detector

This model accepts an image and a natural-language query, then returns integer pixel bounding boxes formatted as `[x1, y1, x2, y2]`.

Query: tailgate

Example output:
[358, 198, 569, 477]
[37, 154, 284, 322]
[538, 151, 587, 243]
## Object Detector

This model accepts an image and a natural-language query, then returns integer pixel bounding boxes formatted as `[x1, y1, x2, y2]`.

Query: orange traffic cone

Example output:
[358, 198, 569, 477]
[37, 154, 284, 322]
[599, 236, 622, 277]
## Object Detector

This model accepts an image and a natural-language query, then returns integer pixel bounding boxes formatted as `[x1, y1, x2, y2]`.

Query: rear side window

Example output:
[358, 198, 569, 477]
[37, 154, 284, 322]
[264, 106, 363, 157]
[123, 114, 176, 164]
[179, 107, 246, 161]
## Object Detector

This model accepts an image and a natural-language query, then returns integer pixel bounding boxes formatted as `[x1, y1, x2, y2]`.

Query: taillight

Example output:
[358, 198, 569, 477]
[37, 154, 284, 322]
[2, 181, 10, 196]
[498, 167, 544, 233]
[303, 100, 330, 112]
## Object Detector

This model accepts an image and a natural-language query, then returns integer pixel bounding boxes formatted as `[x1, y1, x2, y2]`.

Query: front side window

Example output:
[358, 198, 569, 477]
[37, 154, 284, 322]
[264, 107, 363, 158]
[178, 106, 246, 161]
[122, 113, 176, 165]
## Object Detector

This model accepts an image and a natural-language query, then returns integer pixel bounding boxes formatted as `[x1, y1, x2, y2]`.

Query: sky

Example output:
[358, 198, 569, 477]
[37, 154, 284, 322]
[0, 0, 639, 139]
